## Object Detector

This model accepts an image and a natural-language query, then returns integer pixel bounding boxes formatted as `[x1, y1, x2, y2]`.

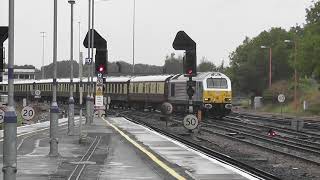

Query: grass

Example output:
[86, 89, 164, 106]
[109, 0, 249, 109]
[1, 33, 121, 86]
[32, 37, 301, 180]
[245, 78, 320, 116]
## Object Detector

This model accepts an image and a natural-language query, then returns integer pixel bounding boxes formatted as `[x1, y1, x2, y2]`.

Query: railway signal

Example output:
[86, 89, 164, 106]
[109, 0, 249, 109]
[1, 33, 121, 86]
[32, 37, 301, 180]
[173, 31, 197, 77]
[95, 49, 108, 75]
[83, 29, 108, 75]
[172, 31, 197, 114]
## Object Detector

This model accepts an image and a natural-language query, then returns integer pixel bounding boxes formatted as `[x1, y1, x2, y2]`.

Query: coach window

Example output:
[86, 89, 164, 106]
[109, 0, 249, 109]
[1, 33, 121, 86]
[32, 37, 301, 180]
[142, 83, 145, 93]
[124, 84, 127, 94]
[119, 84, 122, 94]
[132, 83, 136, 93]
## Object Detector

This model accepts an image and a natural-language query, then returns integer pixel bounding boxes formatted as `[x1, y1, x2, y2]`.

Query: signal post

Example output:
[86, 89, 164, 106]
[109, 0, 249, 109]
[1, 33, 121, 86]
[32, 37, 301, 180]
[83, 29, 108, 120]
[173, 31, 199, 132]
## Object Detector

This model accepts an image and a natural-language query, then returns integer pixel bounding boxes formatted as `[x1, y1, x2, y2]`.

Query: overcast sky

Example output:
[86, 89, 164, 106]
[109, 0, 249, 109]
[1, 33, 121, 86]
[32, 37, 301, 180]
[0, 0, 314, 69]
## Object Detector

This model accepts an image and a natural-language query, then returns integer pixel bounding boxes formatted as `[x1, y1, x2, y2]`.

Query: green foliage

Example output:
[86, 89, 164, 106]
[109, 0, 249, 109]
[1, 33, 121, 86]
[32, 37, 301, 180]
[306, 1, 320, 24]
[163, 53, 183, 74]
[197, 57, 216, 72]
[229, 28, 294, 95]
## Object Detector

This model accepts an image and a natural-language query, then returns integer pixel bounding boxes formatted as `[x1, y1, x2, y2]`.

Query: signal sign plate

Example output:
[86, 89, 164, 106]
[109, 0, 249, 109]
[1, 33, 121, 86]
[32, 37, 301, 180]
[183, 114, 198, 130]
[97, 78, 103, 85]
[96, 85, 103, 96]
[85, 58, 92, 64]
[278, 94, 286, 103]
[95, 95, 103, 107]
[21, 106, 35, 120]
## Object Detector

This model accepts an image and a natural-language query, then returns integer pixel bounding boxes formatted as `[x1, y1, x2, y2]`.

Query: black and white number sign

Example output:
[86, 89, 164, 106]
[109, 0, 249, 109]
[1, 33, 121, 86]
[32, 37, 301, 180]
[183, 114, 199, 130]
[277, 94, 286, 103]
[21, 106, 35, 120]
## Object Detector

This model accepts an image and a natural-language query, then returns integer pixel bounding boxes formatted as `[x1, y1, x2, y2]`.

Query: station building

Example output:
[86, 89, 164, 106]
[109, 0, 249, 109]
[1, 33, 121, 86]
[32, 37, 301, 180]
[2, 68, 36, 81]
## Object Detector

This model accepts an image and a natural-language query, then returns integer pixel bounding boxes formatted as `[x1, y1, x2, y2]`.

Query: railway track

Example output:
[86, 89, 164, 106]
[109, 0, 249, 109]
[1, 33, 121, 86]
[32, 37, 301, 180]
[199, 122, 320, 166]
[68, 136, 101, 180]
[224, 116, 320, 143]
[230, 112, 320, 131]
[116, 110, 280, 180]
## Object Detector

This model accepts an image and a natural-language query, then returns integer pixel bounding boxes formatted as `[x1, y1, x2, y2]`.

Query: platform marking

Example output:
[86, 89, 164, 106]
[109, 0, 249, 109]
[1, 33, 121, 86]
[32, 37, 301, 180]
[102, 117, 187, 180]
[0, 118, 79, 142]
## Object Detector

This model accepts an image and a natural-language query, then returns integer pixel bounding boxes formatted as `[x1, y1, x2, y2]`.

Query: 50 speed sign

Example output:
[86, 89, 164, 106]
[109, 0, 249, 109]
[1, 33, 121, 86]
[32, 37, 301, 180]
[21, 106, 35, 120]
[183, 114, 199, 130]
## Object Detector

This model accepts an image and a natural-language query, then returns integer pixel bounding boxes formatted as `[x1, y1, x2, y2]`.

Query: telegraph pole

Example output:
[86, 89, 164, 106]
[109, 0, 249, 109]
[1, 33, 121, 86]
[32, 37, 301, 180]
[49, 0, 59, 157]
[86, 0, 92, 125]
[68, 0, 75, 135]
[132, 0, 135, 74]
[3, 0, 18, 179]
[40, 32, 46, 79]
[90, 0, 95, 124]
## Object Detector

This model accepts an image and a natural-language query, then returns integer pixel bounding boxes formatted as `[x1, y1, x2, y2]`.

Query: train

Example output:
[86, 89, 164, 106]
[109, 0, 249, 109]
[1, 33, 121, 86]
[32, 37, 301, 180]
[0, 72, 232, 117]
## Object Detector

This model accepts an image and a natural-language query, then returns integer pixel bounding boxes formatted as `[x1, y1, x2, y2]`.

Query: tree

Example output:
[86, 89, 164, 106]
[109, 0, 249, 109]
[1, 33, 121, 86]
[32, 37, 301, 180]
[306, 1, 320, 25]
[293, 1, 320, 80]
[163, 53, 183, 74]
[229, 28, 293, 95]
[197, 57, 216, 72]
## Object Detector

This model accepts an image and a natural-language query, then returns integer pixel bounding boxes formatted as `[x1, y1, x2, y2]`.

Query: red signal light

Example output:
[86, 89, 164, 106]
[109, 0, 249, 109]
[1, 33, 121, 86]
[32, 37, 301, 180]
[187, 69, 193, 75]
[98, 65, 105, 72]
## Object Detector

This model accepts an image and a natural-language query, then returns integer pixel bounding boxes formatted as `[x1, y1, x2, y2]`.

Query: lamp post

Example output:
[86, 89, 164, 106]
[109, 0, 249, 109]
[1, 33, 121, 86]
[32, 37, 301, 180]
[3, 0, 18, 178]
[132, 0, 135, 75]
[49, 0, 59, 157]
[40, 32, 46, 79]
[284, 39, 298, 113]
[261, 45, 272, 88]
[86, 0, 92, 125]
[68, 0, 75, 135]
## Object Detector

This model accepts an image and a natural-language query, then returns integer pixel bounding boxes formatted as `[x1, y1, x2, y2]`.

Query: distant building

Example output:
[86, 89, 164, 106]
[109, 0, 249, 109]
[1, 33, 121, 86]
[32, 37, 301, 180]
[2, 68, 35, 81]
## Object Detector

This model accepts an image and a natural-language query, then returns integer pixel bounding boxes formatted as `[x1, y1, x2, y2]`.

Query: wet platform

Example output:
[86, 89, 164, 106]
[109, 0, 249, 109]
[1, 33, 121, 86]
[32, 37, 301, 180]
[0, 116, 260, 179]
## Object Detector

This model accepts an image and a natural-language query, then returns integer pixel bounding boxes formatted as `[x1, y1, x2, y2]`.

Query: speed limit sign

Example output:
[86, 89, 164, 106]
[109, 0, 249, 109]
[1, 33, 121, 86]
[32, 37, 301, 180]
[278, 94, 286, 103]
[183, 114, 199, 130]
[21, 106, 35, 120]
[0, 109, 4, 123]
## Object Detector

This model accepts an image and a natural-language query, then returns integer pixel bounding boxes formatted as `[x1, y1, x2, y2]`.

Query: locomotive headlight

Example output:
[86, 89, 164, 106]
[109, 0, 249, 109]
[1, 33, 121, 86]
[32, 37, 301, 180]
[224, 98, 231, 102]
[204, 98, 210, 101]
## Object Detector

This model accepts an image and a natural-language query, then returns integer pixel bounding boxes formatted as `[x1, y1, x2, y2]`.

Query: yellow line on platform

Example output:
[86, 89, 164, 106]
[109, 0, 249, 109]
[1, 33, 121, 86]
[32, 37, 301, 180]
[102, 117, 186, 180]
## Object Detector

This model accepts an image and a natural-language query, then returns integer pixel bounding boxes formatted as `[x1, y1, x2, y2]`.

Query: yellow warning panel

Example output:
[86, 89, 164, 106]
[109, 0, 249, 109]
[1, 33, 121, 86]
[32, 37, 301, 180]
[96, 84, 103, 96]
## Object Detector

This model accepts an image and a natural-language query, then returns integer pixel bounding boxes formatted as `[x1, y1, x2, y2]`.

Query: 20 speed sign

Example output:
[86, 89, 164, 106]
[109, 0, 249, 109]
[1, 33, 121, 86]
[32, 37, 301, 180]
[183, 114, 199, 130]
[21, 106, 35, 120]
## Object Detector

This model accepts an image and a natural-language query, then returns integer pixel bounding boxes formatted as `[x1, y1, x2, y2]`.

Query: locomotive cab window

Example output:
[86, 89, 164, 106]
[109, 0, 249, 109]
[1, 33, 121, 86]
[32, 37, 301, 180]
[207, 78, 228, 89]
[171, 83, 175, 96]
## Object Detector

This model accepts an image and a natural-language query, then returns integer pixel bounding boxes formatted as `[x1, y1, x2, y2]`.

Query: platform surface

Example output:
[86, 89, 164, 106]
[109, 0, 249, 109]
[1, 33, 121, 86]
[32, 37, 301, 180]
[0, 116, 260, 179]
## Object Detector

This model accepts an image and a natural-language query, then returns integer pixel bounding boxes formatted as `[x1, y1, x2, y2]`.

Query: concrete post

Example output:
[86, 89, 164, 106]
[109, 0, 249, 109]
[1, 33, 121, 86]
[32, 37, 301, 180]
[49, 0, 59, 157]
[3, 0, 18, 179]
[68, 0, 75, 135]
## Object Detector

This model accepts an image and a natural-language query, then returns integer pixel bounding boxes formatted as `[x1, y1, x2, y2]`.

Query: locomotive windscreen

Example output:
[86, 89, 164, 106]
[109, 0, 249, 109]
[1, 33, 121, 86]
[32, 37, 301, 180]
[206, 78, 228, 89]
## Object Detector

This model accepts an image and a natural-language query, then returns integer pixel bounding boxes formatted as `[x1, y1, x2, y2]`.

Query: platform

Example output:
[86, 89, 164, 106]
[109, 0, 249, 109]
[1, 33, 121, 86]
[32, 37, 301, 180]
[0, 116, 260, 179]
